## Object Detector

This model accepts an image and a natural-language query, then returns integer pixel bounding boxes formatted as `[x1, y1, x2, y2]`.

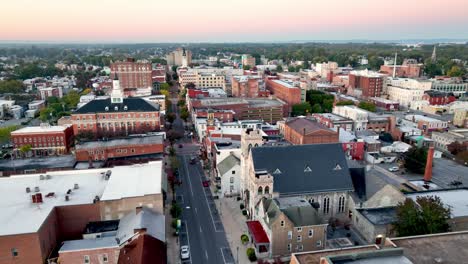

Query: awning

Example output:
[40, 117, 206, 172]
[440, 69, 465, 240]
[246, 221, 270, 244]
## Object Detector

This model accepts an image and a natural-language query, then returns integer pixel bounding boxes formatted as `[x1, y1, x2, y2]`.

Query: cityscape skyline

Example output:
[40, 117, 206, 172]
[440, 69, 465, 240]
[1, 0, 468, 42]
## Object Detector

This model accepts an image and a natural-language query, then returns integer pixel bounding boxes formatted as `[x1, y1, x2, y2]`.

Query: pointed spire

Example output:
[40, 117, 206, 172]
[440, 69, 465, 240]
[431, 45, 437, 62]
[113, 72, 119, 80]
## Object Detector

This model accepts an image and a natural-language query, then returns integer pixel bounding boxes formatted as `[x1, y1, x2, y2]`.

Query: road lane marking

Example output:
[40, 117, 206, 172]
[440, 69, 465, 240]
[220, 247, 234, 264]
[183, 222, 192, 264]
[205, 250, 209, 260]
[182, 156, 194, 197]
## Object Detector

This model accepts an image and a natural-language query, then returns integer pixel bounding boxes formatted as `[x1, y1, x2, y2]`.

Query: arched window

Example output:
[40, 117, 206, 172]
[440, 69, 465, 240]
[323, 197, 330, 214]
[248, 144, 252, 152]
[257, 186, 263, 195]
[254, 143, 259, 147]
[264, 186, 270, 194]
[338, 196, 345, 213]
[308, 198, 315, 205]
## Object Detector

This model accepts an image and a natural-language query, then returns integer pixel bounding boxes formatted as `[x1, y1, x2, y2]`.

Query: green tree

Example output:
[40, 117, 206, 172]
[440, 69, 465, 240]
[276, 65, 283, 72]
[243, 65, 251, 70]
[424, 61, 443, 77]
[358, 102, 376, 112]
[62, 91, 80, 108]
[159, 83, 170, 91]
[311, 103, 323, 113]
[0, 80, 24, 94]
[288, 66, 297, 72]
[0, 125, 19, 143]
[180, 108, 190, 121]
[170, 203, 182, 218]
[336, 100, 355, 106]
[165, 113, 176, 123]
[185, 82, 196, 89]
[403, 147, 428, 174]
[395, 196, 451, 237]
[447, 65, 465, 77]
[368, 56, 384, 70]
[292, 102, 312, 116]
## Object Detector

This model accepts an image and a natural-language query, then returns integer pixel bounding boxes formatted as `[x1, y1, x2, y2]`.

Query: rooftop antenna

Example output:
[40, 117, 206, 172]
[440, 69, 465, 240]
[392, 52, 397, 78]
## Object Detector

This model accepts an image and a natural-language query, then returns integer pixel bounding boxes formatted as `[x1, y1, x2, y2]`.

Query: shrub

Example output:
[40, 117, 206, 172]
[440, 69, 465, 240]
[240, 203, 245, 210]
[242, 209, 247, 216]
[171, 219, 178, 229]
[241, 234, 249, 244]
[170, 204, 182, 218]
[246, 248, 257, 262]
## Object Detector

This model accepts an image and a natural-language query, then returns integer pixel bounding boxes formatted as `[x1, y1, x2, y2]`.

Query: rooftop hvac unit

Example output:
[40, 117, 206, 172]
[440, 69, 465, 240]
[65, 195, 69, 201]
[46, 174, 51, 180]
[26, 187, 31, 193]
[105, 106, 109, 111]
[67, 189, 72, 195]
[74, 183, 79, 190]
[124, 105, 128, 111]
[34, 186, 40, 192]
[39, 175, 45, 180]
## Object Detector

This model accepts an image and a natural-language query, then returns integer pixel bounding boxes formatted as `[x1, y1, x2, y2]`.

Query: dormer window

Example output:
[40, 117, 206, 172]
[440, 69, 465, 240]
[333, 164, 342, 171]
[304, 166, 312, 172]
[273, 168, 282, 174]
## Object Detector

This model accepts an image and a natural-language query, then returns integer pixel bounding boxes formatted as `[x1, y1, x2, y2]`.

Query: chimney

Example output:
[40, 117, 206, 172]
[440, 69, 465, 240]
[424, 146, 435, 182]
[136, 206, 143, 215]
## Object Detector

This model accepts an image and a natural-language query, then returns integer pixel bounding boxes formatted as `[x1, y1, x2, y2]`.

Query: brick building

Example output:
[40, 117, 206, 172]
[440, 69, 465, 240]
[193, 109, 234, 123]
[110, 58, 152, 90]
[348, 70, 386, 98]
[380, 63, 422, 78]
[38, 87, 63, 100]
[71, 76, 161, 138]
[282, 117, 339, 145]
[231, 76, 261, 97]
[75, 135, 164, 162]
[422, 91, 456, 105]
[11, 124, 74, 157]
[312, 113, 354, 131]
[0, 162, 164, 264]
[190, 97, 286, 124]
[265, 78, 302, 107]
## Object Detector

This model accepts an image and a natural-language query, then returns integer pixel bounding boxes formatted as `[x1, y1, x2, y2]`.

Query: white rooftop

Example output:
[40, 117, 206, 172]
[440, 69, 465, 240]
[11, 125, 68, 134]
[406, 189, 468, 218]
[0, 161, 163, 236]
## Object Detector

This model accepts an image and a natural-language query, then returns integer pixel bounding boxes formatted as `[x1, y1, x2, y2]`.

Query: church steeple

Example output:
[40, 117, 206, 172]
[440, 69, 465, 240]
[431, 45, 437, 62]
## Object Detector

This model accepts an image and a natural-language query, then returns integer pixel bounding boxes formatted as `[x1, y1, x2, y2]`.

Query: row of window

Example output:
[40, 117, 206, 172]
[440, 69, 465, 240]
[78, 122, 156, 129]
[78, 113, 157, 120]
[84, 253, 108, 263]
[286, 240, 322, 252]
[14, 136, 64, 144]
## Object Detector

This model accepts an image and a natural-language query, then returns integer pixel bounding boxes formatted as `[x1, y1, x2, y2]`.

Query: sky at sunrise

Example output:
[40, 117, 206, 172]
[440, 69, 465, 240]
[1, 0, 468, 42]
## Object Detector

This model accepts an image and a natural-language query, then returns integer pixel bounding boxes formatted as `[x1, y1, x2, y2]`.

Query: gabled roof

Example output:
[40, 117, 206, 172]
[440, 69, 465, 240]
[217, 154, 240, 176]
[74, 98, 159, 114]
[286, 117, 336, 135]
[117, 207, 165, 243]
[251, 143, 353, 195]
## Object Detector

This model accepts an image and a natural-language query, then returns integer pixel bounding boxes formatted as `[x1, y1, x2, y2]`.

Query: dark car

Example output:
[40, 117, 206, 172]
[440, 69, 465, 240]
[178, 144, 183, 148]
[202, 180, 210, 187]
[190, 157, 197, 164]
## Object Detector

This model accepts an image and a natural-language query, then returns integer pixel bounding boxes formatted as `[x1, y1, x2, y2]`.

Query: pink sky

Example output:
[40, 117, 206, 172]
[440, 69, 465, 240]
[1, 0, 467, 42]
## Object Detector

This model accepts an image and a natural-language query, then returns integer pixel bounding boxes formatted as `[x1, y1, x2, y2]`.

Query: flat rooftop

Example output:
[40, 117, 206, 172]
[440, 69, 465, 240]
[11, 125, 68, 134]
[406, 189, 468, 218]
[59, 236, 118, 252]
[0, 161, 162, 236]
[0, 155, 76, 171]
[405, 114, 445, 123]
[76, 135, 164, 150]
[272, 79, 298, 89]
[197, 97, 284, 107]
[314, 113, 352, 122]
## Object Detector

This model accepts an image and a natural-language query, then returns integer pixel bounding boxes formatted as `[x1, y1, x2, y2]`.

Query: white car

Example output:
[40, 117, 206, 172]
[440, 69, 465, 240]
[388, 166, 399, 172]
[180, 245, 190, 260]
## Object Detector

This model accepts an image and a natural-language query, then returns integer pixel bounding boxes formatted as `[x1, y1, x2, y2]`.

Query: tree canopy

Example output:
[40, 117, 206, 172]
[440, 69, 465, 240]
[358, 102, 376, 112]
[394, 196, 451, 237]
[403, 147, 428, 174]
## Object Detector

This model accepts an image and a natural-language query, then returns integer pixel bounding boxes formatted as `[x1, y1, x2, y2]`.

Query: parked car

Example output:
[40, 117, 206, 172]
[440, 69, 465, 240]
[388, 166, 399, 172]
[180, 245, 190, 260]
[190, 157, 197, 164]
[202, 180, 210, 187]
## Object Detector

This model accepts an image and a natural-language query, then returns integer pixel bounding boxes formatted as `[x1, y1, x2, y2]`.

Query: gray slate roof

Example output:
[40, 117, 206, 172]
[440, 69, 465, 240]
[74, 98, 159, 114]
[251, 143, 353, 196]
[217, 154, 240, 176]
[117, 207, 165, 243]
[262, 198, 322, 227]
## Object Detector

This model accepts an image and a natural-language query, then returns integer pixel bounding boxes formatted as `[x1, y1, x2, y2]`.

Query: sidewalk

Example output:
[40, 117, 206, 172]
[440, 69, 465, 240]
[164, 154, 180, 264]
[216, 197, 252, 264]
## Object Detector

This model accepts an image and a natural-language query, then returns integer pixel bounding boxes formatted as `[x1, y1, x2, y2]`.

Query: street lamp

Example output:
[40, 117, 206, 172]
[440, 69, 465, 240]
[236, 246, 239, 264]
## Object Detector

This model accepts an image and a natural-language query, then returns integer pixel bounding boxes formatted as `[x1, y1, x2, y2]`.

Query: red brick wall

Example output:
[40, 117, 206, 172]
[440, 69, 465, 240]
[284, 126, 339, 145]
[265, 79, 301, 106]
[75, 142, 164, 161]
[55, 204, 101, 240]
[232, 78, 259, 97]
[12, 126, 74, 154]
[195, 110, 234, 122]
[348, 74, 383, 98]
[110, 61, 152, 89]
[380, 65, 421, 78]
[0, 233, 44, 264]
[71, 111, 161, 138]
[59, 247, 119, 264]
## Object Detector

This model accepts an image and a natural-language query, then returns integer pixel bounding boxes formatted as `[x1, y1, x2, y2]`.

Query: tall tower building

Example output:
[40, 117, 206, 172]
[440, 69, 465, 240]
[111, 74, 124, 104]
[240, 128, 264, 200]
[431, 45, 437, 62]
